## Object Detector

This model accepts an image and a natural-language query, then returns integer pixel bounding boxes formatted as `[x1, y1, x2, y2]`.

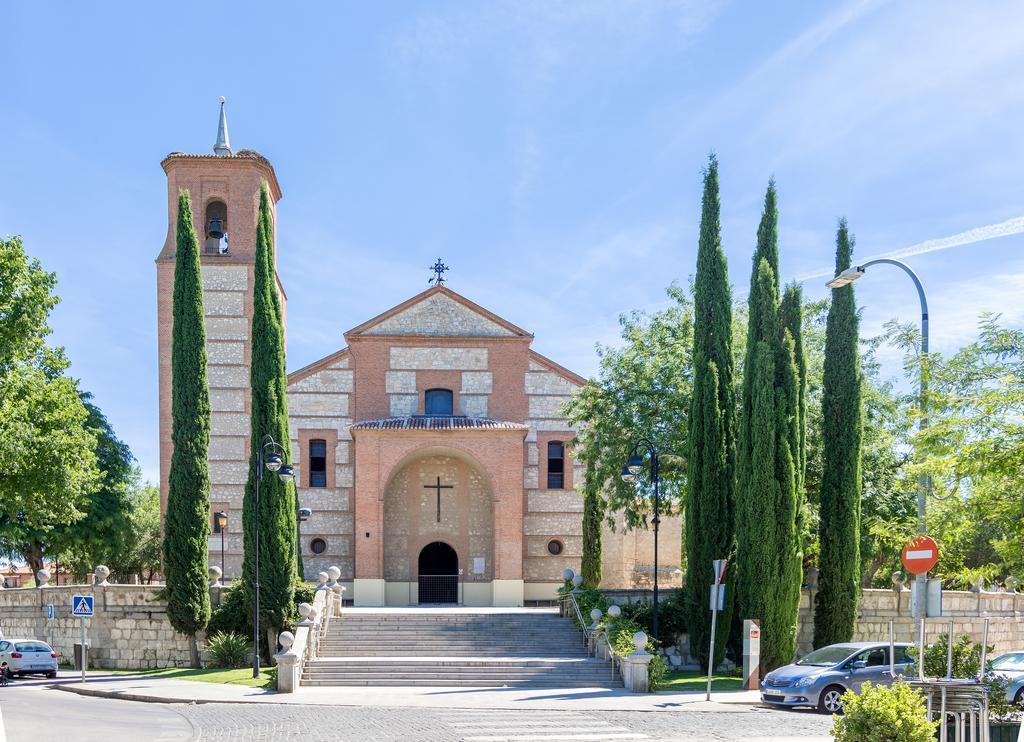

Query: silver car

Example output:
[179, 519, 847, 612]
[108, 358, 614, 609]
[989, 651, 1024, 706]
[761, 641, 914, 714]
[0, 639, 58, 679]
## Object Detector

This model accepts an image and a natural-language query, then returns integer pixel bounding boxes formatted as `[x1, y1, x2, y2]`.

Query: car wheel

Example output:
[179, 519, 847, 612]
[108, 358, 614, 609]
[818, 685, 846, 714]
[46, 671, 57, 679]
[1014, 688, 1024, 708]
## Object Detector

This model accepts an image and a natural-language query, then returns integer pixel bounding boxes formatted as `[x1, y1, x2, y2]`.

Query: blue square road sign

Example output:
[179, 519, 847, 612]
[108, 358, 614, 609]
[71, 595, 94, 617]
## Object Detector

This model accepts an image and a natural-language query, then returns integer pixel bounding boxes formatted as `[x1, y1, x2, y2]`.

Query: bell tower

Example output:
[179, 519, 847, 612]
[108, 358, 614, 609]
[156, 98, 284, 578]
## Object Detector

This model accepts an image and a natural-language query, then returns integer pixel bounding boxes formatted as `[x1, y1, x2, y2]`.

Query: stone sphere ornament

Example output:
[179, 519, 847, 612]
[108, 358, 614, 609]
[36, 569, 51, 587]
[561, 568, 575, 581]
[297, 602, 312, 620]
[278, 631, 295, 651]
[94, 565, 111, 586]
[1006, 576, 1020, 594]
[327, 566, 341, 587]
[208, 565, 223, 587]
[571, 574, 584, 588]
[607, 604, 621, 619]
[590, 608, 603, 622]
[632, 631, 648, 653]
[316, 572, 330, 590]
[891, 571, 905, 592]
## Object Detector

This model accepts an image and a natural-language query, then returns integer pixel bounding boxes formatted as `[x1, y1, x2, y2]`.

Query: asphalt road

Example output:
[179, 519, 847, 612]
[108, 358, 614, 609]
[0, 679, 834, 741]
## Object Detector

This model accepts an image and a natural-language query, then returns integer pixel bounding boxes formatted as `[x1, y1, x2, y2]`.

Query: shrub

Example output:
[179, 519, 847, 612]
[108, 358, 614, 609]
[206, 631, 251, 668]
[832, 681, 937, 742]
[207, 580, 318, 638]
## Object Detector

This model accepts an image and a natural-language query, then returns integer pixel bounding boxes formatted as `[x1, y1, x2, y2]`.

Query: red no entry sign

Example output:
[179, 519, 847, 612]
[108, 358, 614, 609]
[902, 535, 939, 575]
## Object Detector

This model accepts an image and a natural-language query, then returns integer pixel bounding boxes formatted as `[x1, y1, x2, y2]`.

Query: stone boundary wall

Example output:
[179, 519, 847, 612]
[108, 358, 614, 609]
[600, 587, 1024, 668]
[797, 588, 1024, 657]
[0, 585, 215, 669]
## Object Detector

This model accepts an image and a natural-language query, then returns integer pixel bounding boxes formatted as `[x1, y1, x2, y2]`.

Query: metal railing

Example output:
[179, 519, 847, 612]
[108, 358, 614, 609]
[562, 590, 620, 683]
[564, 590, 590, 641]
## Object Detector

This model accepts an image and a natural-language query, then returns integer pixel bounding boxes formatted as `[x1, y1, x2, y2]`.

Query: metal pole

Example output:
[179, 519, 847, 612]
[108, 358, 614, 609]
[253, 447, 261, 680]
[889, 619, 895, 679]
[80, 616, 86, 683]
[946, 619, 954, 679]
[706, 582, 719, 702]
[859, 259, 930, 619]
[651, 448, 660, 643]
[221, 523, 225, 581]
[919, 618, 927, 680]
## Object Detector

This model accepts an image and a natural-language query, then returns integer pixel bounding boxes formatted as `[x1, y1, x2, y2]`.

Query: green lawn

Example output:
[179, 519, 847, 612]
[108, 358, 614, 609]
[83, 666, 275, 688]
[657, 670, 744, 692]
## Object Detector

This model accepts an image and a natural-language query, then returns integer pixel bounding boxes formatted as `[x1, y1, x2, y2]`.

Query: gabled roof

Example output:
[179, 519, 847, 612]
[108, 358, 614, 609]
[345, 285, 533, 340]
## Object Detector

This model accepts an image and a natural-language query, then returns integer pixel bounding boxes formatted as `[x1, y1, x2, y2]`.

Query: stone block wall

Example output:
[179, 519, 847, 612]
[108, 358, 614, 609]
[0, 585, 202, 669]
[797, 588, 1024, 656]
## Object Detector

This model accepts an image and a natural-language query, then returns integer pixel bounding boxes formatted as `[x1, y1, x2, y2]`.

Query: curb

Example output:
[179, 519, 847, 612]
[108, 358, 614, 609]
[51, 682, 270, 705]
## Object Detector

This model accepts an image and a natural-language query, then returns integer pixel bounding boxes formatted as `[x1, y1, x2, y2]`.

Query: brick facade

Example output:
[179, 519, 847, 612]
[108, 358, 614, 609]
[157, 148, 683, 607]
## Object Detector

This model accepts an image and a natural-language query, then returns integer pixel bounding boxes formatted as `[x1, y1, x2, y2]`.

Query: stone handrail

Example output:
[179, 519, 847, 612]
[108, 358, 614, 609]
[276, 587, 332, 693]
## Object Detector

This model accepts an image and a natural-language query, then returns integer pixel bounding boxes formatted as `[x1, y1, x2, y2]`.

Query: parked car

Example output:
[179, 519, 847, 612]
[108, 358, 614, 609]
[0, 639, 58, 679]
[761, 641, 915, 714]
[989, 651, 1024, 706]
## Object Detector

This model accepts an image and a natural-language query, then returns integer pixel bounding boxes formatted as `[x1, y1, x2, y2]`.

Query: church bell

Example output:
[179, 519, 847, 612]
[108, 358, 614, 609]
[208, 217, 225, 239]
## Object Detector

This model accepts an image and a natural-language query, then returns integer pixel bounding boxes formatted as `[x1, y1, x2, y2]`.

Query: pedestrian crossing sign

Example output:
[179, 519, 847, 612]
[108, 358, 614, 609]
[71, 595, 94, 617]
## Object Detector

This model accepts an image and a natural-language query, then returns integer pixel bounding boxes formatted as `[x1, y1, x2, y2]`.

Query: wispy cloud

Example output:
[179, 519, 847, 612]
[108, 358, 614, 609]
[793, 215, 1024, 282]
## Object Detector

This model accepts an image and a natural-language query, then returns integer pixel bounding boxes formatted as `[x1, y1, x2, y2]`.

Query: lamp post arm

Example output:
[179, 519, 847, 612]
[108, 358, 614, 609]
[856, 258, 928, 355]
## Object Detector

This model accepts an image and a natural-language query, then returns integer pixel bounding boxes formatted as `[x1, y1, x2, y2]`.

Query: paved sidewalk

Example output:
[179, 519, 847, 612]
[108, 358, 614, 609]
[48, 670, 765, 712]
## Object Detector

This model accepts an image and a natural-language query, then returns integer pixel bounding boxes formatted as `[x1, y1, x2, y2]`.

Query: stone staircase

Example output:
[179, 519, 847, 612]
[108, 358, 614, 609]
[301, 609, 621, 688]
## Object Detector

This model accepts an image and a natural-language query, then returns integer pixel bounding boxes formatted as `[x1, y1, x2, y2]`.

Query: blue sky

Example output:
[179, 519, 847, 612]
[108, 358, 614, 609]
[2, 1, 1023, 484]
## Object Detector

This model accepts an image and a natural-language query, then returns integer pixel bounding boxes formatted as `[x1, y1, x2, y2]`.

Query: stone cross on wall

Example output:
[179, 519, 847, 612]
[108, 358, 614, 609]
[424, 476, 453, 522]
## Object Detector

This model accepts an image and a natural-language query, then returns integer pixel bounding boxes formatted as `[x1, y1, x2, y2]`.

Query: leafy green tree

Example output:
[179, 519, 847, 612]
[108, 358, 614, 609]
[684, 156, 736, 671]
[814, 219, 863, 648]
[735, 183, 801, 671]
[0, 237, 99, 578]
[565, 285, 694, 532]
[242, 182, 298, 653]
[54, 394, 136, 579]
[163, 190, 212, 667]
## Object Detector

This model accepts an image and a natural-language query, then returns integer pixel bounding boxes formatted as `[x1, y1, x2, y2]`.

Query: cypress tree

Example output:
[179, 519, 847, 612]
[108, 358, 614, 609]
[735, 183, 802, 671]
[685, 155, 736, 671]
[580, 457, 605, 587]
[814, 219, 863, 648]
[242, 181, 298, 653]
[163, 189, 212, 668]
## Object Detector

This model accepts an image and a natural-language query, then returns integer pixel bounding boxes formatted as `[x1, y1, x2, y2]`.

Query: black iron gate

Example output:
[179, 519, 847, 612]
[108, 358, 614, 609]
[418, 574, 458, 604]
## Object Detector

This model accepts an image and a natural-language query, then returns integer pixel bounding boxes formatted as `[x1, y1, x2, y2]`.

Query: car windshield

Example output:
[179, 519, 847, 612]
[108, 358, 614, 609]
[14, 642, 51, 652]
[796, 645, 859, 666]
[990, 653, 1024, 672]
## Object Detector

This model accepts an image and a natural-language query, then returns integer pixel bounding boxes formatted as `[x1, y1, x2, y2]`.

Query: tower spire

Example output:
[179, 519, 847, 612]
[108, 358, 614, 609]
[213, 96, 232, 156]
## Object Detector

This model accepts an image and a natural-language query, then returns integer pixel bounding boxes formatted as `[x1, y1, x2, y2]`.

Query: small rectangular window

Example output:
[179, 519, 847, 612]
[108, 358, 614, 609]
[309, 439, 327, 488]
[425, 389, 454, 416]
[547, 441, 565, 489]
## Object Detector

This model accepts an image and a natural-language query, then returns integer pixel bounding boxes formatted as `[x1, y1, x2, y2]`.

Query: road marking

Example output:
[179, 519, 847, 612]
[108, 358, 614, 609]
[462, 735, 647, 741]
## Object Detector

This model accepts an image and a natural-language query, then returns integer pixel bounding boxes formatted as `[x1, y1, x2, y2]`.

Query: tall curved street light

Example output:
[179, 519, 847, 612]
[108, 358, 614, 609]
[826, 258, 930, 617]
[620, 438, 663, 641]
[252, 434, 295, 679]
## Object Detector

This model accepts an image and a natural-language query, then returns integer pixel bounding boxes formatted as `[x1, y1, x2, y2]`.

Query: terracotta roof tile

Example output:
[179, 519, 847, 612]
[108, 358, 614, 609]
[351, 416, 528, 431]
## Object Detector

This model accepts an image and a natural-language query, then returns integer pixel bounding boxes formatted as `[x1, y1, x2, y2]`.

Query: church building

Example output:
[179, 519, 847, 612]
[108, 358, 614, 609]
[156, 102, 682, 606]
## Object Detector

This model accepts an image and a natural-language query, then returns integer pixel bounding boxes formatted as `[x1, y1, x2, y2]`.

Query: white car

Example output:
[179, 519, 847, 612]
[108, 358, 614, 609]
[0, 639, 58, 679]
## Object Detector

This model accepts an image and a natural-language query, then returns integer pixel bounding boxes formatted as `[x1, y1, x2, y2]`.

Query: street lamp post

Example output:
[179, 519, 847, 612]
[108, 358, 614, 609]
[215, 511, 228, 580]
[620, 438, 662, 641]
[827, 258, 930, 617]
[297, 507, 312, 573]
[252, 434, 295, 679]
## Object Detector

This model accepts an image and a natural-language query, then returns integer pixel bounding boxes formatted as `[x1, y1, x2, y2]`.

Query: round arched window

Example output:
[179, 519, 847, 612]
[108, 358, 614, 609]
[547, 540, 564, 556]
[310, 538, 327, 555]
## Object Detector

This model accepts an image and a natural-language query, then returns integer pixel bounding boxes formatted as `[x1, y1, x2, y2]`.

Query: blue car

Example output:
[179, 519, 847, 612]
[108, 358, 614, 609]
[989, 651, 1024, 706]
[761, 641, 914, 714]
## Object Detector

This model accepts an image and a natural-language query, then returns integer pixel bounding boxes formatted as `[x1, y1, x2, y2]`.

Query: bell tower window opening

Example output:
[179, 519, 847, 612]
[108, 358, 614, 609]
[424, 389, 454, 416]
[547, 441, 565, 489]
[309, 439, 327, 488]
[204, 200, 228, 255]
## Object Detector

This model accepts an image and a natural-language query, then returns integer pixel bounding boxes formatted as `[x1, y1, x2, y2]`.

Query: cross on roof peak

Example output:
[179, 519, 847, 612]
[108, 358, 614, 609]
[429, 258, 449, 286]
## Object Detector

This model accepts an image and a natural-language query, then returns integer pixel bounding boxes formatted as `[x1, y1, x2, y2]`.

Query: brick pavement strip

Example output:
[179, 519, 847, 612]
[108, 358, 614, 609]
[176, 704, 834, 741]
